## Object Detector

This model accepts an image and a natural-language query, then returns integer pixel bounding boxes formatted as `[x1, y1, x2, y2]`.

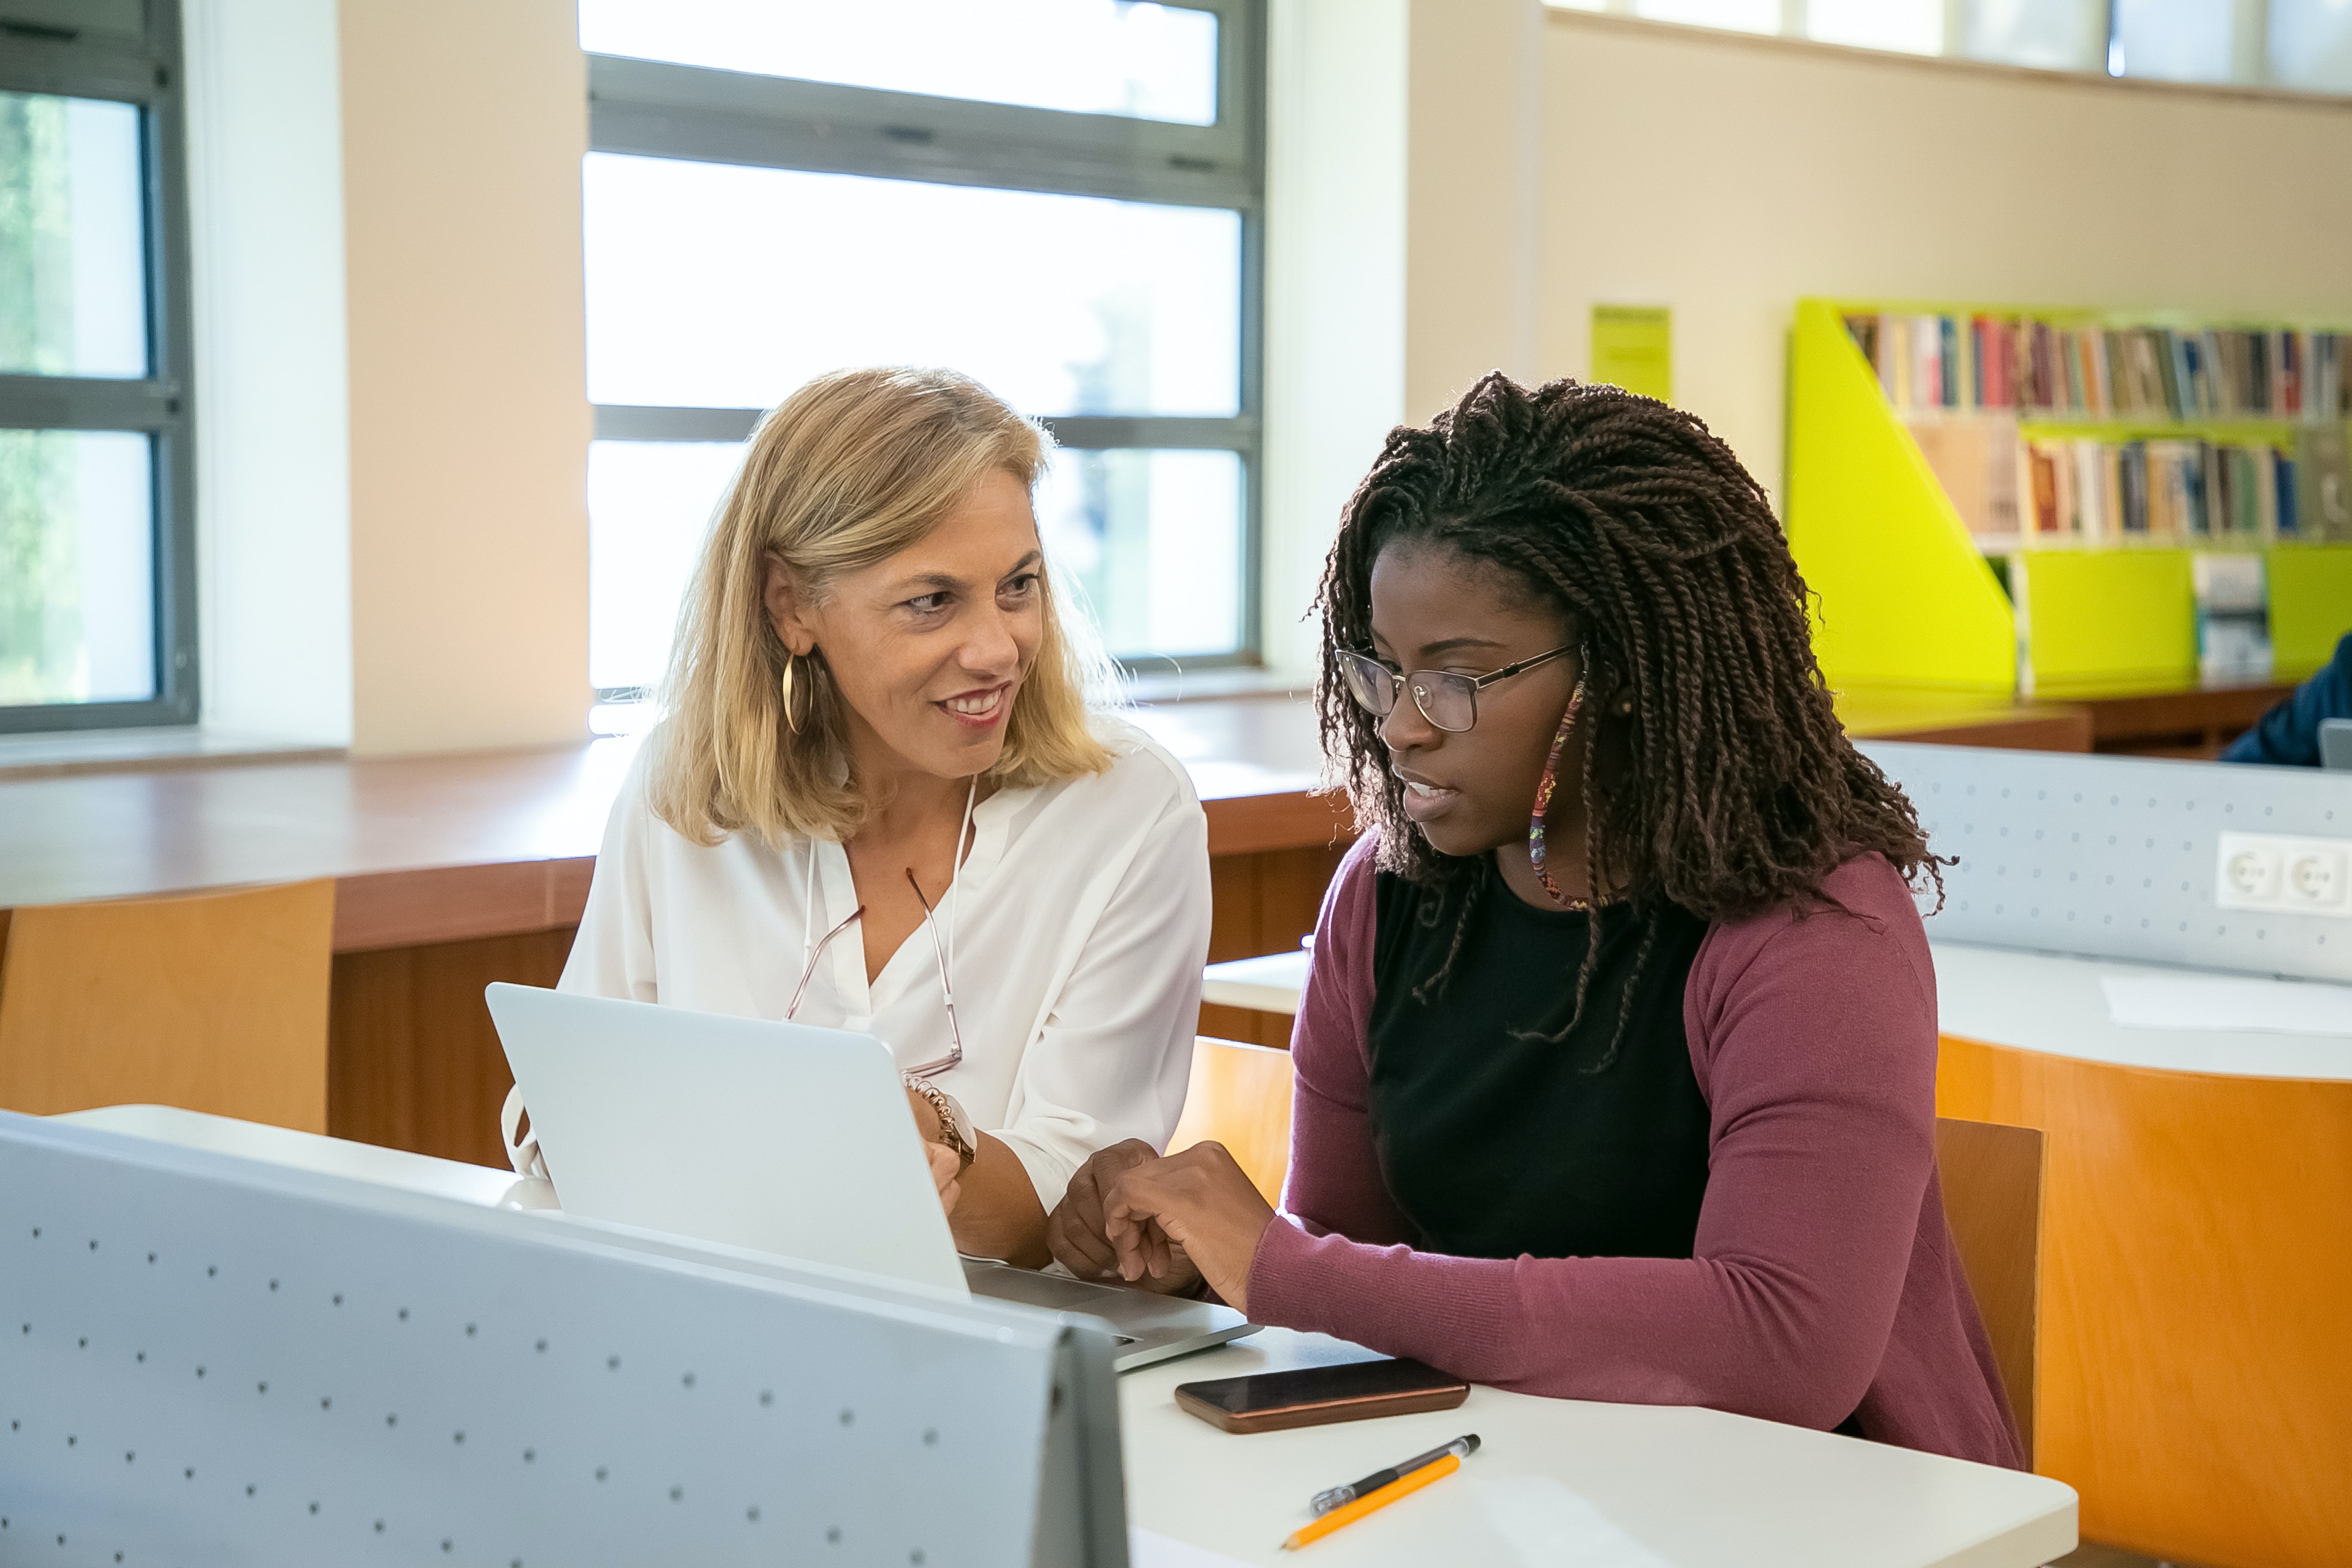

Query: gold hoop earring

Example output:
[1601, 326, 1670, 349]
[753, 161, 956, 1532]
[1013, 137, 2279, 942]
[781, 652, 802, 736]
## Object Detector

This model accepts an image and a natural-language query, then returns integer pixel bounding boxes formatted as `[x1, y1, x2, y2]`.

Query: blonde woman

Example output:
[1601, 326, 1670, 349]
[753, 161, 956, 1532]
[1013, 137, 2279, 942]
[554, 367, 1212, 1268]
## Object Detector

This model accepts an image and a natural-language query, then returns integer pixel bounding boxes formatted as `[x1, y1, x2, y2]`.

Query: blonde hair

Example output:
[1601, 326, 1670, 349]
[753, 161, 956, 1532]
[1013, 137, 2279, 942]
[649, 366, 1115, 847]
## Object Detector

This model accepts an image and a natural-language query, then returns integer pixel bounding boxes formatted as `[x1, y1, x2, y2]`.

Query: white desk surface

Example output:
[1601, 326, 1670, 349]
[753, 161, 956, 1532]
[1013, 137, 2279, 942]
[54, 1103, 557, 1207]
[1201, 949, 1314, 1017]
[1125, 1331, 2072, 1568]
[59, 1105, 2074, 1568]
[1931, 942, 2352, 1081]
[1203, 942, 2352, 1081]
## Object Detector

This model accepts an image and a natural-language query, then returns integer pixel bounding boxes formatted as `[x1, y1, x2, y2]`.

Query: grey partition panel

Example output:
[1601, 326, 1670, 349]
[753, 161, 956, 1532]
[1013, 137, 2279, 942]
[0, 1114, 1127, 1568]
[1863, 741, 2352, 982]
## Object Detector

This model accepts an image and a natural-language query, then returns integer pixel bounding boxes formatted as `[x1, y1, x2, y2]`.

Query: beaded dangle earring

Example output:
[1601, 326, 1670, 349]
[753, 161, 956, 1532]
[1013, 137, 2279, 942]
[1526, 674, 1595, 910]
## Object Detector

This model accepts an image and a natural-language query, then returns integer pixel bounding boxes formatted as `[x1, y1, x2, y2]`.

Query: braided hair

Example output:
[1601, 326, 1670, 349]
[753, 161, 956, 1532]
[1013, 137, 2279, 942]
[1315, 372, 1942, 1067]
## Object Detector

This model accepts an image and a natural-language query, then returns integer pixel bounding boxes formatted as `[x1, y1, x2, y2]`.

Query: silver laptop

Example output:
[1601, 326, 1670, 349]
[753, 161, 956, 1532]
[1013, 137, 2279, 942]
[483, 983, 1256, 1371]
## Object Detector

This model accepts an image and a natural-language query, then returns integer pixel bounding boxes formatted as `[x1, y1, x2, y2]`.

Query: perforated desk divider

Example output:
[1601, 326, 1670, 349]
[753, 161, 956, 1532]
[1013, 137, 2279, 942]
[1862, 740, 2352, 982]
[0, 1111, 1127, 1568]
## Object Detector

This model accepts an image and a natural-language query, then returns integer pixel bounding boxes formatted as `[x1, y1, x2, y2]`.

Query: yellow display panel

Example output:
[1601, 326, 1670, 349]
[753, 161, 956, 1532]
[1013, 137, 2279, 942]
[1784, 300, 2016, 692]
[2267, 544, 2352, 676]
[2017, 549, 2195, 692]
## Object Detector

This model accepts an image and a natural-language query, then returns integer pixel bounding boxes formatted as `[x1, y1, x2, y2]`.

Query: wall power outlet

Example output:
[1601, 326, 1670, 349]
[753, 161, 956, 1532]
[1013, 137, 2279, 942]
[2215, 832, 2352, 917]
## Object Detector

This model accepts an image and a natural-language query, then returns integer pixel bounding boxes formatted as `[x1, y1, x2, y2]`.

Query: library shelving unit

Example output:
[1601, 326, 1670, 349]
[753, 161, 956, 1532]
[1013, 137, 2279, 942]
[1785, 297, 2352, 696]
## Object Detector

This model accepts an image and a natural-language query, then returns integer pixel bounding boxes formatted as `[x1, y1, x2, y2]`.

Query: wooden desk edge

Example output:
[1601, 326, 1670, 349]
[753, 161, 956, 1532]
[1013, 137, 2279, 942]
[1200, 789, 1356, 859]
[1860, 709, 2094, 753]
[332, 858, 596, 953]
[7, 798, 1360, 959]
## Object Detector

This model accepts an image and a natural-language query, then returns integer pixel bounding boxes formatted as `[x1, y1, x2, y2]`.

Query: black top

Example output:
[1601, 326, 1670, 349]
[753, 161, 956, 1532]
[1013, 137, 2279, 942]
[1366, 859, 1714, 1262]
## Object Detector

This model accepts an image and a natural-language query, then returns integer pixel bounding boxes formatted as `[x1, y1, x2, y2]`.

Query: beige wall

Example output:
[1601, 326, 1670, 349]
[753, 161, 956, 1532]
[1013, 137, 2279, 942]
[1404, 0, 1546, 419]
[339, 0, 592, 755]
[1260, 0, 1552, 678]
[1538, 11, 2352, 508]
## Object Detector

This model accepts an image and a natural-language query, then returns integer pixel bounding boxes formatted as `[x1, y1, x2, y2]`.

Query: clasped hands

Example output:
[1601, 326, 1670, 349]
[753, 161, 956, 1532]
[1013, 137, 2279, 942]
[1044, 1139, 1277, 1317]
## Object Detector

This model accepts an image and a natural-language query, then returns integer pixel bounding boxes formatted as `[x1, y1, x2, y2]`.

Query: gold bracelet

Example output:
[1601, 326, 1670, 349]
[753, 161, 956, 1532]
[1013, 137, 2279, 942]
[903, 1074, 976, 1171]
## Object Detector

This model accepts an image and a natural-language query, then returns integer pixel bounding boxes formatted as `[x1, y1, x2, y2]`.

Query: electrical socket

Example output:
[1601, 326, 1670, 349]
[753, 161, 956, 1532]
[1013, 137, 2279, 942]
[2216, 832, 2352, 916]
[2288, 844, 2348, 907]
[2223, 839, 2282, 901]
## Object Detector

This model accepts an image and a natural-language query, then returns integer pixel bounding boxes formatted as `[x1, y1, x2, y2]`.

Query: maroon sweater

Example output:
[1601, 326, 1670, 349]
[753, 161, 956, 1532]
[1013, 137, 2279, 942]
[1246, 835, 2023, 1469]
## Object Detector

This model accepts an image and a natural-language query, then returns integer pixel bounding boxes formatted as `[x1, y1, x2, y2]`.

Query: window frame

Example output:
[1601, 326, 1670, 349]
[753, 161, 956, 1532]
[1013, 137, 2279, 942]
[584, 0, 1267, 689]
[0, 0, 200, 733]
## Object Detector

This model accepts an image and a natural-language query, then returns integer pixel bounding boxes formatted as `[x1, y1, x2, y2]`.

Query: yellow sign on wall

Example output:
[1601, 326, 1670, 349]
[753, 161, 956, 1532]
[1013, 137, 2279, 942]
[1591, 304, 1673, 403]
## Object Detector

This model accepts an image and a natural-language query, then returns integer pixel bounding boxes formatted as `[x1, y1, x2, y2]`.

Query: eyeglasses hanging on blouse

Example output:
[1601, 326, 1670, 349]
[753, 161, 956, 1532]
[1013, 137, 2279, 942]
[785, 776, 974, 1081]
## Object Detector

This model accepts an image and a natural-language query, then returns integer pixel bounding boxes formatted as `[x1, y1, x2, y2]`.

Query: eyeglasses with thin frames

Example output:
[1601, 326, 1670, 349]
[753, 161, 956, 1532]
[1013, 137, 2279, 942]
[784, 868, 964, 1080]
[1337, 644, 1577, 733]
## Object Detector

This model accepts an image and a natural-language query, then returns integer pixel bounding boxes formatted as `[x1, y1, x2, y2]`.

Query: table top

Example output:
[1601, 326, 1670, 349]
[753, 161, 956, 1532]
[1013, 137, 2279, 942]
[0, 739, 634, 949]
[1122, 1330, 2073, 1568]
[1831, 685, 2091, 752]
[0, 699, 1351, 948]
[57, 1104, 2075, 1568]
[1204, 942, 2352, 1082]
[1200, 948, 1314, 1016]
[1933, 942, 2352, 1081]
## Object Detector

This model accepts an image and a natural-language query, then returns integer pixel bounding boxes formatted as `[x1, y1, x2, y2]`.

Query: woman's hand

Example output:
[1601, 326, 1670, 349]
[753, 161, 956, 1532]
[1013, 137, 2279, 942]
[1101, 1143, 1276, 1316]
[926, 1140, 963, 1215]
[1050, 1140, 1201, 1294]
[907, 1087, 963, 1216]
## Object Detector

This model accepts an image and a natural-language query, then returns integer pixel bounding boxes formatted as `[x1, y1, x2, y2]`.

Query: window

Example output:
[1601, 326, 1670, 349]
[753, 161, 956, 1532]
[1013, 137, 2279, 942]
[1807, 0, 1943, 55]
[2270, 0, 2352, 91]
[1549, 0, 2348, 95]
[1963, 0, 2109, 71]
[1631, 0, 1778, 35]
[578, 0, 1264, 698]
[2112, 0, 2238, 82]
[0, 0, 196, 732]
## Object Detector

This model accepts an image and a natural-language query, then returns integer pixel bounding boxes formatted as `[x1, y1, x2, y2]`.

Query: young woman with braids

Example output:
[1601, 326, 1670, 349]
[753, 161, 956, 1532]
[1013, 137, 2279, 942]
[1046, 372, 2022, 1466]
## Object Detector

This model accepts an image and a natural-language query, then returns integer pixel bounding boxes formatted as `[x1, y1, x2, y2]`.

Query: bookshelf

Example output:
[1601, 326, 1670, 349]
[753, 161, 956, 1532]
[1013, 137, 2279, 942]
[1785, 298, 2352, 697]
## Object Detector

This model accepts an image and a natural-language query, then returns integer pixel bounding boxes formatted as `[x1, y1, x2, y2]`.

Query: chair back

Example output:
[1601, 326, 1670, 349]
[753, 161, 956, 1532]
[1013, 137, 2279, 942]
[1166, 1035, 1296, 1203]
[1935, 1114, 2045, 1466]
[0, 880, 336, 1132]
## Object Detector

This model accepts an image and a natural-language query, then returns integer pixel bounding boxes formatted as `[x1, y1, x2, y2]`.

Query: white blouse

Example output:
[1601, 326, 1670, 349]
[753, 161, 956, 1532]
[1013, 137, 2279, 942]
[558, 719, 1213, 1210]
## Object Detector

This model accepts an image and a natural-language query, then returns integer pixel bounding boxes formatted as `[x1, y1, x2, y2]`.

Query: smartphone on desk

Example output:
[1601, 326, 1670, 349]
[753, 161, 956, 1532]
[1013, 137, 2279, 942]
[1175, 1357, 1469, 1434]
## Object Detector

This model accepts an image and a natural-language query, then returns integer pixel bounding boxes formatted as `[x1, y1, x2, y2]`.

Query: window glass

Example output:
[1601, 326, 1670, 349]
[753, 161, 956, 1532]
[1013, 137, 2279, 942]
[578, 0, 1219, 126]
[1964, 0, 2109, 69]
[587, 440, 1246, 688]
[1809, 0, 1943, 55]
[2271, 0, 2352, 91]
[0, 428, 155, 705]
[0, 91, 148, 379]
[1038, 447, 1243, 661]
[587, 440, 745, 693]
[1630, 0, 1780, 34]
[584, 155, 1242, 417]
[2112, 0, 2236, 82]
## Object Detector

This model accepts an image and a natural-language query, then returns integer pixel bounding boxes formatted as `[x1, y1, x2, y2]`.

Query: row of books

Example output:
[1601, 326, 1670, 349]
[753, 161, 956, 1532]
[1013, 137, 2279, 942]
[1908, 416, 2352, 543]
[1845, 311, 2352, 422]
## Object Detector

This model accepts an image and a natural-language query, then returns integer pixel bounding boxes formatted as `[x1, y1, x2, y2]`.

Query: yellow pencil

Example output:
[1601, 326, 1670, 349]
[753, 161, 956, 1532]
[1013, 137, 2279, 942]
[1279, 1452, 1461, 1551]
